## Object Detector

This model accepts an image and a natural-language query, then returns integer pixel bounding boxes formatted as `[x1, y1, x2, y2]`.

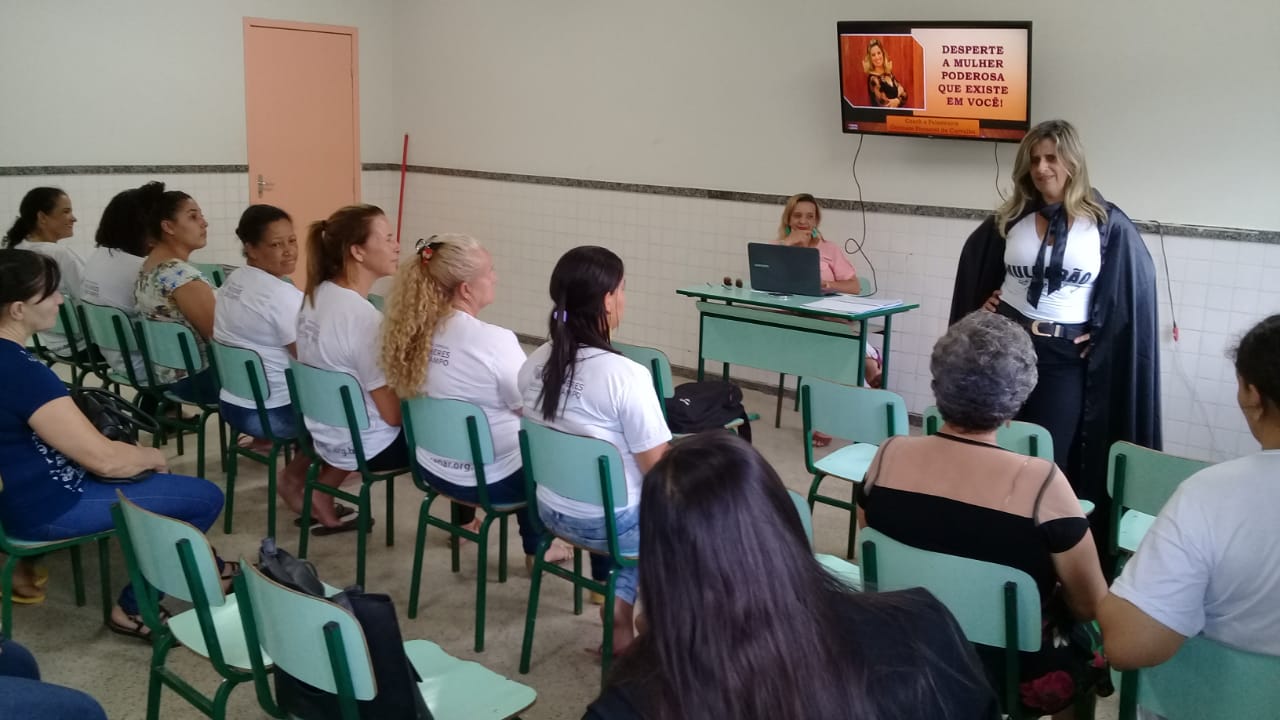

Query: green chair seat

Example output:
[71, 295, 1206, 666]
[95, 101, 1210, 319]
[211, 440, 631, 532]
[816, 553, 862, 590]
[407, 639, 538, 719]
[1116, 509, 1156, 553]
[167, 594, 268, 671]
[813, 442, 879, 482]
[1118, 634, 1280, 720]
[0, 512, 113, 639]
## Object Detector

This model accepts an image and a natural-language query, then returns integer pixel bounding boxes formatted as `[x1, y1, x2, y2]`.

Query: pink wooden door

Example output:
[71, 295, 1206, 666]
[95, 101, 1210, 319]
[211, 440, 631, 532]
[244, 18, 361, 289]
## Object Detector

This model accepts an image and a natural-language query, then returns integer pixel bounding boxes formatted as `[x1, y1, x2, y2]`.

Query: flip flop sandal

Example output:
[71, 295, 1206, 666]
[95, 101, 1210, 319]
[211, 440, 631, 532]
[107, 605, 172, 643]
[293, 504, 356, 529]
[812, 432, 833, 448]
[0, 587, 46, 605]
[313, 514, 374, 536]
[32, 565, 49, 587]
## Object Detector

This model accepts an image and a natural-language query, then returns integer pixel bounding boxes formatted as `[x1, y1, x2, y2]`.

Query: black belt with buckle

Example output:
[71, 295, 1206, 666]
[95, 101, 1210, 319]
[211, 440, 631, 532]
[996, 303, 1088, 340]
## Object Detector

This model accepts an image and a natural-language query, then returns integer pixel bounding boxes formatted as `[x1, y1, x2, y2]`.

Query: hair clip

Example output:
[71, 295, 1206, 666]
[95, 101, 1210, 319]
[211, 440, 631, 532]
[552, 310, 568, 323]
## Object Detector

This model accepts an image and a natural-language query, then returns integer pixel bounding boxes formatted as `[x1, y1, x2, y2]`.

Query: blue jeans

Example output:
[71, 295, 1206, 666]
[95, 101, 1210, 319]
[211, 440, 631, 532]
[537, 503, 640, 604]
[16, 473, 224, 615]
[417, 464, 536, 555]
[220, 401, 298, 440]
[0, 639, 107, 720]
[169, 368, 220, 406]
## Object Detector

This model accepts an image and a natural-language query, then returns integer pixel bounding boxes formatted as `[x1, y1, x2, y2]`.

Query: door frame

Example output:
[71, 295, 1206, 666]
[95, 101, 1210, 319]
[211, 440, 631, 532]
[242, 16, 362, 201]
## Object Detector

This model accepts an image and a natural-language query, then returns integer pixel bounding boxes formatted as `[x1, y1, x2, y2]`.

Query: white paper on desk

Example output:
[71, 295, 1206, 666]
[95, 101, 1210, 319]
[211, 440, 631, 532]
[803, 295, 904, 313]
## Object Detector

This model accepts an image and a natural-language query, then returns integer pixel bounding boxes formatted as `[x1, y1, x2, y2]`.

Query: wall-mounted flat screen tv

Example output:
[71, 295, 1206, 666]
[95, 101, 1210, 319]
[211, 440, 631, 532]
[837, 21, 1032, 142]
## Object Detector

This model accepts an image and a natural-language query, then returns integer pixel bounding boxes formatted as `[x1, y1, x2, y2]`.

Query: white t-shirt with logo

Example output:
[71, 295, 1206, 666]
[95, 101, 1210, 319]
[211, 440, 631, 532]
[213, 265, 303, 409]
[999, 213, 1102, 324]
[18, 239, 87, 354]
[416, 311, 526, 486]
[1110, 450, 1280, 655]
[295, 281, 399, 470]
[519, 343, 671, 518]
[80, 247, 147, 378]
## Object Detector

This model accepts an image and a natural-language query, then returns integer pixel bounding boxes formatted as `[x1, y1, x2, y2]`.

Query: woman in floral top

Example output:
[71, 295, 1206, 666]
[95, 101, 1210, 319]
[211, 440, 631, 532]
[134, 184, 219, 404]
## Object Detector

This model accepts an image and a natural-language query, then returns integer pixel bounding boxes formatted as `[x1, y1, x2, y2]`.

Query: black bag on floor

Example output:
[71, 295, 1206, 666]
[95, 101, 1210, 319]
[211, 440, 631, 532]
[664, 380, 752, 443]
[257, 540, 433, 720]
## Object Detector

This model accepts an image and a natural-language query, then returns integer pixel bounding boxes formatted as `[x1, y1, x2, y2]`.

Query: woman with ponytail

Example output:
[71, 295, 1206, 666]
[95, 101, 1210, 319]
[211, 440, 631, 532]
[6, 187, 83, 354]
[518, 246, 672, 654]
[380, 234, 571, 565]
[82, 183, 156, 380]
[291, 204, 404, 532]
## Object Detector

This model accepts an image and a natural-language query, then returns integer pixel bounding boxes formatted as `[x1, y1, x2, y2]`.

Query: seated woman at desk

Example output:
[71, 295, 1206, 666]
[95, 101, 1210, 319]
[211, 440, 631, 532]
[776, 193, 881, 444]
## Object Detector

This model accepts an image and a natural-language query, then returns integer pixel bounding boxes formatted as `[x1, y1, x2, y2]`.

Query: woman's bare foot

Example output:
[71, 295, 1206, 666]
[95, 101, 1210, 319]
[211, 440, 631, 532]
[812, 431, 832, 448]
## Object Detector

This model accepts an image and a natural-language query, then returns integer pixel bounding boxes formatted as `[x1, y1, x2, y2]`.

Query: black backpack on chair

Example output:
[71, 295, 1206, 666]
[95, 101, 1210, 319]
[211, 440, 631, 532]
[663, 381, 752, 443]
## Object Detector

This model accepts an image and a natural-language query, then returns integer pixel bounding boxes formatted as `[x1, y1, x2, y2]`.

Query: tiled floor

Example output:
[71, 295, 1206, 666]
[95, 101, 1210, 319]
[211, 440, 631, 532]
[14, 380, 1119, 719]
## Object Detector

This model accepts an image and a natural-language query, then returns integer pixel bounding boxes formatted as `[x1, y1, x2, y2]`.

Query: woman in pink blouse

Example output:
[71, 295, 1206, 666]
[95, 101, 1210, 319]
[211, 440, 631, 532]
[776, 193, 882, 445]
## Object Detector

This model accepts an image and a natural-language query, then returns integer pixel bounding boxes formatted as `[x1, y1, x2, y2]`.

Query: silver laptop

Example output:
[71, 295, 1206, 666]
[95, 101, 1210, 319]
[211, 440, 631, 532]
[747, 243, 832, 296]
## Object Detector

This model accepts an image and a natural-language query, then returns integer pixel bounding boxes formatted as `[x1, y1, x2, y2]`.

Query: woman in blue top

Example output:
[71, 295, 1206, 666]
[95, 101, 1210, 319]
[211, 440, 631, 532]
[0, 249, 226, 640]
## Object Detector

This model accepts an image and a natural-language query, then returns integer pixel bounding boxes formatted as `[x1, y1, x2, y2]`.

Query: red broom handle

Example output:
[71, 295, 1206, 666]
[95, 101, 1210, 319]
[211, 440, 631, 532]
[395, 133, 409, 246]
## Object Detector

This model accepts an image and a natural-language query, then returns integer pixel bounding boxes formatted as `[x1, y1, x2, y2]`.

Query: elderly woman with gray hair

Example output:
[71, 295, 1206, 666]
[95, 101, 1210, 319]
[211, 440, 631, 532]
[857, 311, 1109, 719]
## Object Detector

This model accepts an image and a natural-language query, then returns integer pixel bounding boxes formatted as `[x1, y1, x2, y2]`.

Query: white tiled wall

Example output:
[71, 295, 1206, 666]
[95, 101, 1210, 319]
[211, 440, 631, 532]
[394, 171, 1280, 465]
[4, 170, 1271, 464]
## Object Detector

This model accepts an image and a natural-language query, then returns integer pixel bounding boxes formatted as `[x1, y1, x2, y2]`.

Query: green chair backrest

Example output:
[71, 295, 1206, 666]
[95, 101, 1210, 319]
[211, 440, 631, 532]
[859, 527, 1040, 652]
[922, 406, 1053, 460]
[856, 274, 877, 297]
[137, 317, 206, 374]
[801, 378, 907, 444]
[192, 263, 226, 288]
[613, 342, 675, 400]
[1121, 635, 1280, 720]
[402, 396, 495, 467]
[236, 562, 376, 699]
[79, 302, 139, 354]
[788, 490, 815, 549]
[367, 293, 385, 312]
[36, 298, 86, 350]
[210, 342, 273, 406]
[288, 360, 370, 432]
[114, 495, 225, 606]
[518, 419, 625, 508]
[1107, 441, 1210, 516]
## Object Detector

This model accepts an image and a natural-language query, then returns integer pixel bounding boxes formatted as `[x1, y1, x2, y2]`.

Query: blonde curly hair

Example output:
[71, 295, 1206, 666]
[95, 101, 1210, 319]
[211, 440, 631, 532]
[379, 233, 485, 399]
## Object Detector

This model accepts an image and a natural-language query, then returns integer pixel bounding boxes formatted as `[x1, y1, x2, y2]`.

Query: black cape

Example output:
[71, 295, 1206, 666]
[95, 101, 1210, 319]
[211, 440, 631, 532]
[949, 193, 1162, 517]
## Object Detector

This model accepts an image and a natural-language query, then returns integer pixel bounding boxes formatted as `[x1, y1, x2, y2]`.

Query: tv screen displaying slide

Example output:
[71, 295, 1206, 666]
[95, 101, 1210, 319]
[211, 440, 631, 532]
[837, 21, 1032, 142]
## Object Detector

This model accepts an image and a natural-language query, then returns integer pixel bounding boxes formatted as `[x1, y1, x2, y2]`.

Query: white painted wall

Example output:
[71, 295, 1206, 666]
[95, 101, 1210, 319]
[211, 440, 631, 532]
[0, 0, 398, 165]
[393, 0, 1280, 231]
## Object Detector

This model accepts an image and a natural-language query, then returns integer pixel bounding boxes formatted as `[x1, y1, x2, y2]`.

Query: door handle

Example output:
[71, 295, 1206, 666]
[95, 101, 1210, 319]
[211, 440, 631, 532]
[256, 174, 275, 198]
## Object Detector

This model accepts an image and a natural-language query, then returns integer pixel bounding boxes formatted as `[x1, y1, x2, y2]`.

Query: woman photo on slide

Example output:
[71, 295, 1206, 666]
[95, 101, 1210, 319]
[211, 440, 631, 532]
[864, 39, 907, 108]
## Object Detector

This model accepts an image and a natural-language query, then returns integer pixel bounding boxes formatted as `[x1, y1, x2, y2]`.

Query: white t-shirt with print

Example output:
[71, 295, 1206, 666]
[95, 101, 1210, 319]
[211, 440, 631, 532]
[999, 213, 1102, 324]
[80, 247, 146, 379]
[18, 239, 87, 354]
[213, 265, 304, 409]
[1110, 450, 1280, 655]
[415, 311, 526, 487]
[295, 281, 399, 470]
[518, 343, 671, 518]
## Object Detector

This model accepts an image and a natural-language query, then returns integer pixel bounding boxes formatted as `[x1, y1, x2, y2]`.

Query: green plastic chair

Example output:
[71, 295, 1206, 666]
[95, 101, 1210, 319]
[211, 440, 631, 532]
[209, 342, 297, 537]
[79, 301, 149, 389]
[233, 562, 537, 720]
[135, 317, 227, 479]
[367, 293, 386, 311]
[802, 378, 907, 558]
[860, 527, 1052, 720]
[111, 494, 256, 720]
[1117, 635, 1280, 720]
[402, 396, 520, 652]
[787, 490, 861, 590]
[614, 341, 757, 433]
[1107, 441, 1210, 574]
[30, 298, 104, 388]
[287, 360, 408, 587]
[192, 263, 227, 288]
[517, 419, 632, 687]
[0, 474, 113, 639]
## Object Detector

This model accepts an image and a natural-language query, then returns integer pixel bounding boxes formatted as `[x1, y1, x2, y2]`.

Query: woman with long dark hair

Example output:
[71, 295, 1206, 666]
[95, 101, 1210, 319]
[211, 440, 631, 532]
[518, 246, 671, 654]
[81, 184, 155, 380]
[587, 432, 997, 720]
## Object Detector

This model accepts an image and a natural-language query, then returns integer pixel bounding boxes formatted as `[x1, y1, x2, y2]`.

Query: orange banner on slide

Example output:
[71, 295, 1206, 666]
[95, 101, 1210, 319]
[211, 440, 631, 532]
[886, 115, 980, 137]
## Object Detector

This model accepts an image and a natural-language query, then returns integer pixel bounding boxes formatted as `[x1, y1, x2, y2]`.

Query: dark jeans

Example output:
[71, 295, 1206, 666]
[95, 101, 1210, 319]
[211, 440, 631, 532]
[1017, 331, 1087, 491]
[169, 368, 220, 406]
[416, 464, 535, 555]
[0, 638, 108, 719]
[367, 430, 410, 472]
[13, 473, 225, 615]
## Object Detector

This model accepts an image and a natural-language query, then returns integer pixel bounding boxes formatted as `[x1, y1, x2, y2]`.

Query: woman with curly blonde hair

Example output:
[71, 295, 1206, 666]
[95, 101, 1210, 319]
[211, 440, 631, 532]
[381, 234, 570, 564]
